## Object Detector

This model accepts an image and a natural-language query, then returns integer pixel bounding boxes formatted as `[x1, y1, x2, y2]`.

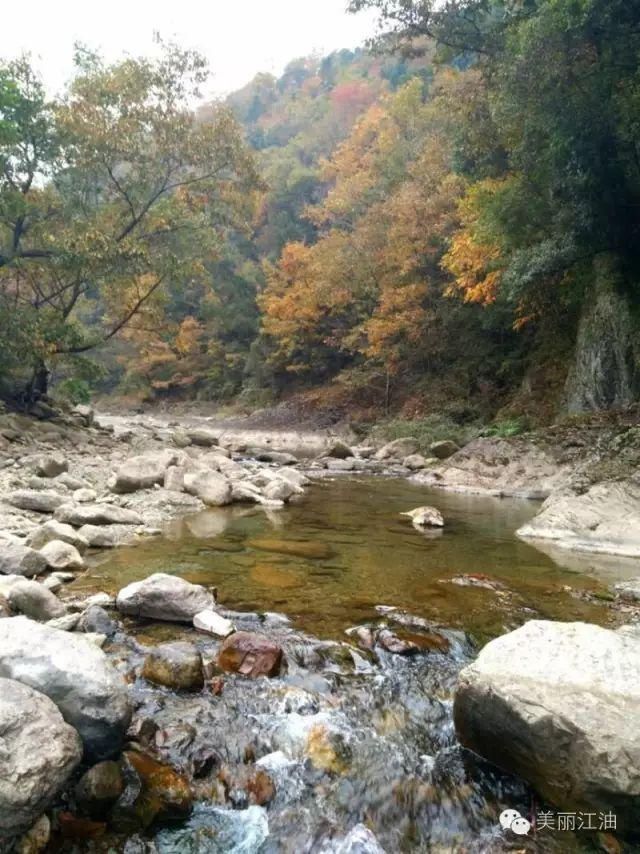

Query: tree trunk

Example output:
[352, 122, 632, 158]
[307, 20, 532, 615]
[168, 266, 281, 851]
[565, 253, 640, 413]
[22, 359, 50, 409]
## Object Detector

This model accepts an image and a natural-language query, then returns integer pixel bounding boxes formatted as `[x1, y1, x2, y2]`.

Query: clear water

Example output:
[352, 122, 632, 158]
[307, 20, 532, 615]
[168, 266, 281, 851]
[73, 476, 614, 643]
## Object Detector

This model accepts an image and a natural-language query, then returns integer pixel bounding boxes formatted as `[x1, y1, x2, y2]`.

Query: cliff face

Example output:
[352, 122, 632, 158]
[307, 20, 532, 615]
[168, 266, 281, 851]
[565, 254, 640, 413]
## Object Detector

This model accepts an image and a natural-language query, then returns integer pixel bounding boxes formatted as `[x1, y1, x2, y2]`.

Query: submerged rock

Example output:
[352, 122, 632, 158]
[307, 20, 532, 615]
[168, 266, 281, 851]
[154, 804, 268, 854]
[454, 620, 640, 834]
[75, 761, 125, 819]
[0, 617, 131, 759]
[0, 677, 82, 840]
[320, 824, 387, 853]
[248, 538, 334, 560]
[118, 750, 193, 828]
[117, 574, 216, 623]
[401, 506, 444, 528]
[142, 642, 204, 692]
[518, 479, 640, 557]
[218, 632, 284, 678]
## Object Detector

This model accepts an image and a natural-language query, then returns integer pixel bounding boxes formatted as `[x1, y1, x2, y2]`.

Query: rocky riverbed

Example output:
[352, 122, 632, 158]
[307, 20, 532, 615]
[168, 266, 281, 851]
[1, 404, 639, 852]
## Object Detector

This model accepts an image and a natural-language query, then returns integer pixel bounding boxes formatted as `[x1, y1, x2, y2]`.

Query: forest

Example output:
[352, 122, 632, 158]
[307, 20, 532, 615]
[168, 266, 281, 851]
[1, 0, 639, 426]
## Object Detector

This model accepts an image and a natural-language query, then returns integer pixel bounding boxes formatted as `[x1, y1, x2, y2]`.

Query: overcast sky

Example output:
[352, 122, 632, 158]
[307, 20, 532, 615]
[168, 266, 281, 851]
[6, 0, 379, 99]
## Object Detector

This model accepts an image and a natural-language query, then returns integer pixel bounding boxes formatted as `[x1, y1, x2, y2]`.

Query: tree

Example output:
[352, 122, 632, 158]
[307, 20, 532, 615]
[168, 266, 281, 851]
[0, 44, 261, 404]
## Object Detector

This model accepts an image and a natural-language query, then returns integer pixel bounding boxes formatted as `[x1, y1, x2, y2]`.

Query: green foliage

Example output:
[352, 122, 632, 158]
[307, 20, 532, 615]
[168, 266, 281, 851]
[369, 414, 481, 453]
[482, 417, 529, 438]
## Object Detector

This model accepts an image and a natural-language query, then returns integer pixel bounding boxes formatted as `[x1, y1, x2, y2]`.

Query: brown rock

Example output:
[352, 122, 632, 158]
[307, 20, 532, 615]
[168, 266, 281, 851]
[58, 812, 106, 840]
[122, 751, 192, 823]
[217, 632, 284, 678]
[142, 642, 204, 691]
[75, 761, 124, 818]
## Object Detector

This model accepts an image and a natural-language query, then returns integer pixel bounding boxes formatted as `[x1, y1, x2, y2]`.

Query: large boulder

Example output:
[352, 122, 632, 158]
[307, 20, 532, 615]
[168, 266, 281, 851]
[429, 440, 460, 460]
[326, 440, 354, 460]
[518, 480, 640, 557]
[116, 573, 215, 623]
[39, 540, 85, 571]
[111, 451, 180, 494]
[0, 544, 48, 578]
[400, 506, 444, 528]
[0, 617, 131, 760]
[8, 490, 66, 513]
[183, 470, 232, 507]
[0, 678, 82, 841]
[55, 503, 142, 527]
[26, 520, 89, 553]
[454, 620, 640, 834]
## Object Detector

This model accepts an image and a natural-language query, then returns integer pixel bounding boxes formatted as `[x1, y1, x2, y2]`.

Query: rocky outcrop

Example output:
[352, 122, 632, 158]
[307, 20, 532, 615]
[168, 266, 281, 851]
[518, 480, 640, 557]
[0, 617, 131, 760]
[116, 573, 216, 623]
[454, 620, 640, 833]
[0, 678, 82, 840]
[415, 436, 570, 498]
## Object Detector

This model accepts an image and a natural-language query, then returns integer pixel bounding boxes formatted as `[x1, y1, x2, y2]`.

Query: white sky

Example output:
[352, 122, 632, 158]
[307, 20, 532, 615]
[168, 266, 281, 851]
[6, 0, 380, 99]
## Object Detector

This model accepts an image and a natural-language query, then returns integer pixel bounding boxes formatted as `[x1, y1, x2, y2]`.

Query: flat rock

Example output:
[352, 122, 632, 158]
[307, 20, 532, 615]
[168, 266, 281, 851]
[247, 448, 298, 465]
[518, 480, 640, 557]
[218, 631, 284, 678]
[193, 609, 235, 638]
[186, 428, 219, 447]
[0, 616, 131, 760]
[56, 504, 142, 527]
[142, 642, 204, 691]
[116, 573, 216, 623]
[0, 544, 48, 578]
[0, 678, 82, 840]
[454, 620, 640, 832]
[8, 490, 65, 513]
[40, 540, 85, 570]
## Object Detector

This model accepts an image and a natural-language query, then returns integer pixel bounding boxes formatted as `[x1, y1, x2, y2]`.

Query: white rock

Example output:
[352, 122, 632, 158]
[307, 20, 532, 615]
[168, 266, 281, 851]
[164, 465, 185, 493]
[8, 490, 66, 513]
[518, 480, 640, 557]
[263, 479, 297, 502]
[184, 470, 232, 507]
[401, 506, 444, 528]
[403, 454, 428, 471]
[7, 580, 66, 621]
[0, 617, 131, 760]
[55, 504, 142, 527]
[116, 573, 216, 623]
[34, 453, 68, 478]
[374, 438, 419, 460]
[39, 540, 84, 571]
[77, 525, 121, 548]
[26, 520, 89, 553]
[111, 450, 181, 494]
[454, 620, 640, 827]
[0, 678, 82, 839]
[193, 609, 235, 638]
[0, 544, 48, 578]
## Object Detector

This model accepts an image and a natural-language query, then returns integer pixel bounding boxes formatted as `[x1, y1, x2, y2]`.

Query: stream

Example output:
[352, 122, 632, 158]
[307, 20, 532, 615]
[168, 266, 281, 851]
[63, 476, 625, 852]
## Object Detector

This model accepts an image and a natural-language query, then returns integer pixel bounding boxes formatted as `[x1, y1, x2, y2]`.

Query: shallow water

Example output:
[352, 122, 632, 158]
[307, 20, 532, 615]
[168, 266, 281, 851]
[74, 476, 617, 643]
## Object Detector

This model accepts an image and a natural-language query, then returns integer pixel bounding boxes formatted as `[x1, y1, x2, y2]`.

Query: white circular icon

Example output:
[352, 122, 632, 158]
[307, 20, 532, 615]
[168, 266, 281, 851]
[499, 808, 531, 835]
